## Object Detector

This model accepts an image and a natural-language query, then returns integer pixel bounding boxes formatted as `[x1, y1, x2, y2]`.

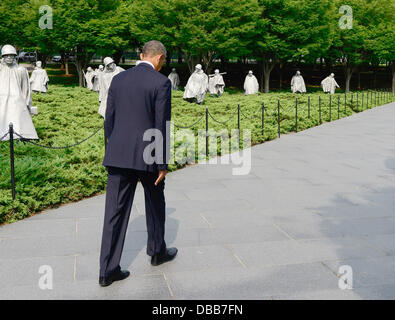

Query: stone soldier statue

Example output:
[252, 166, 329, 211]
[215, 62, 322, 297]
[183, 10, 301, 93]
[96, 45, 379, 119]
[98, 57, 125, 118]
[0, 45, 38, 140]
[208, 69, 226, 96]
[321, 73, 340, 94]
[244, 70, 259, 95]
[290, 71, 306, 93]
[92, 65, 104, 92]
[30, 61, 49, 93]
[84, 67, 95, 91]
[183, 64, 208, 104]
[168, 68, 180, 90]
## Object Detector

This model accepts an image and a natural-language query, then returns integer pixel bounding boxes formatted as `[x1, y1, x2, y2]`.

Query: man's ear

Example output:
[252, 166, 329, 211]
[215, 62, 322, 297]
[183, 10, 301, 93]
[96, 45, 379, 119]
[140, 53, 144, 60]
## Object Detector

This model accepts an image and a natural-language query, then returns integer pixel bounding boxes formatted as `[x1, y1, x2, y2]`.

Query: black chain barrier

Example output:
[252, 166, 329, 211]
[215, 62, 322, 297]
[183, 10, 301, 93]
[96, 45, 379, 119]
[173, 115, 205, 129]
[0, 132, 9, 141]
[207, 105, 239, 125]
[13, 126, 103, 150]
[240, 106, 261, 120]
[2, 89, 394, 201]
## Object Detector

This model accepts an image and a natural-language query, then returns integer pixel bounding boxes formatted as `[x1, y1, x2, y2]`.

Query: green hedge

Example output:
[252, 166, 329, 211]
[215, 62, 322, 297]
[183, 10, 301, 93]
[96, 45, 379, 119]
[0, 83, 392, 224]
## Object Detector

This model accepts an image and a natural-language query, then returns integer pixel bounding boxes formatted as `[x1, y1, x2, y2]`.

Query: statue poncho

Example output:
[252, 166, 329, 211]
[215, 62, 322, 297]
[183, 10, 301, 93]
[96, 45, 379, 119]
[30, 64, 49, 93]
[84, 67, 95, 91]
[321, 74, 340, 94]
[0, 60, 38, 140]
[168, 70, 180, 90]
[290, 72, 306, 93]
[92, 67, 103, 92]
[208, 71, 225, 96]
[183, 68, 208, 104]
[98, 65, 125, 118]
[244, 72, 259, 95]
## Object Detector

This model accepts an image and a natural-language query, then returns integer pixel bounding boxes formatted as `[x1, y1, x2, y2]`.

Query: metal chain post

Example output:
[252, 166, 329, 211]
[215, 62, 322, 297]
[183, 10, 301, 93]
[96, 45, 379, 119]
[319, 96, 322, 124]
[277, 99, 280, 138]
[9, 123, 16, 200]
[237, 104, 240, 146]
[262, 102, 265, 142]
[338, 95, 340, 120]
[206, 107, 209, 158]
[295, 98, 298, 132]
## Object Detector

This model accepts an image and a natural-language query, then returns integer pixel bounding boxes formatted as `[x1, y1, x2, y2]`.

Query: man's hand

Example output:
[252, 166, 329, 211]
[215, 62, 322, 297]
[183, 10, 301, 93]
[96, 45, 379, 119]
[155, 170, 167, 186]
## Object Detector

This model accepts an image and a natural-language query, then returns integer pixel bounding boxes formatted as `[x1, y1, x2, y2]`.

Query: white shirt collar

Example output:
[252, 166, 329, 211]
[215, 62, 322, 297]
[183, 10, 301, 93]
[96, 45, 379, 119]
[138, 60, 155, 69]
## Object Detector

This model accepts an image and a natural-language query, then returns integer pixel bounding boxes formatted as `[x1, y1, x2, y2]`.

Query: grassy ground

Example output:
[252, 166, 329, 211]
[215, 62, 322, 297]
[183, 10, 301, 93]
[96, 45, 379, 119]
[0, 65, 393, 224]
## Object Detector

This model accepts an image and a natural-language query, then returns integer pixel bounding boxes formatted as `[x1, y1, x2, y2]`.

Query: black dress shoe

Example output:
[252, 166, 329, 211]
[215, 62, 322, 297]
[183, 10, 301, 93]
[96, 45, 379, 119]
[99, 270, 130, 287]
[151, 247, 178, 266]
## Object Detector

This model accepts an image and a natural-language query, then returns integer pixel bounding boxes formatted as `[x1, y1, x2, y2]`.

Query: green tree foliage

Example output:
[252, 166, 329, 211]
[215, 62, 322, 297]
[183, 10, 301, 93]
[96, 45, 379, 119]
[364, 0, 395, 93]
[329, 0, 371, 92]
[1, 0, 133, 85]
[1, 0, 394, 91]
[250, 0, 334, 93]
[0, 0, 32, 47]
[48, 0, 133, 85]
[327, 0, 395, 93]
[129, 0, 260, 74]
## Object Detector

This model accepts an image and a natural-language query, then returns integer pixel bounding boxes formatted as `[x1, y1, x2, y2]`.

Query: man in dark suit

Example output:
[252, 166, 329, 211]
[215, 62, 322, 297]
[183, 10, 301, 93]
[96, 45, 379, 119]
[99, 41, 177, 287]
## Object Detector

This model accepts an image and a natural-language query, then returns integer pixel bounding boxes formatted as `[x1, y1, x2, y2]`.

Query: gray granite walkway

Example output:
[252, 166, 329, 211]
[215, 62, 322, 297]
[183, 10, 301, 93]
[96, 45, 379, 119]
[1, 102, 395, 300]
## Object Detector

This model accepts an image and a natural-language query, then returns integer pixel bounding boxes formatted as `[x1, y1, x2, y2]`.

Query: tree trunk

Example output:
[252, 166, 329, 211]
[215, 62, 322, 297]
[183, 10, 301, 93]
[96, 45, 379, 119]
[75, 60, 84, 87]
[264, 72, 271, 93]
[344, 64, 355, 93]
[345, 72, 351, 93]
[177, 48, 183, 64]
[166, 51, 172, 67]
[113, 50, 123, 65]
[74, 52, 90, 87]
[60, 52, 65, 71]
[65, 56, 70, 76]
[278, 62, 284, 90]
[357, 68, 361, 90]
[373, 66, 377, 89]
[391, 62, 395, 94]
[260, 59, 276, 93]
[37, 53, 48, 68]
[202, 51, 215, 75]
[185, 53, 200, 74]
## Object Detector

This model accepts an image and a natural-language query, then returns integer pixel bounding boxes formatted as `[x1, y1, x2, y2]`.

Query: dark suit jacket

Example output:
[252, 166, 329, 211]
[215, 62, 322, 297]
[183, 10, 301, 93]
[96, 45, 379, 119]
[102, 63, 172, 172]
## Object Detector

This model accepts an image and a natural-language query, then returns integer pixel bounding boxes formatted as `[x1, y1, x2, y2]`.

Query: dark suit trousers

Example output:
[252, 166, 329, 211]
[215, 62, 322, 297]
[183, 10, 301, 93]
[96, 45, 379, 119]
[99, 166, 167, 277]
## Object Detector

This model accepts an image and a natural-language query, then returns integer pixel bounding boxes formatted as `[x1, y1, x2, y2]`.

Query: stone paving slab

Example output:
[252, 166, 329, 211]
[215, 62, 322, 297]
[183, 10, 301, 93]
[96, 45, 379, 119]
[165, 263, 338, 299]
[0, 102, 395, 299]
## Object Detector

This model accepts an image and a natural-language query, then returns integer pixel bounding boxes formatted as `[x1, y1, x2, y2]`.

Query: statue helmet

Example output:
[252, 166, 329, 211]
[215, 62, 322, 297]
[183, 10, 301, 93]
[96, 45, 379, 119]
[36, 61, 42, 68]
[296, 71, 301, 75]
[103, 57, 114, 67]
[330, 73, 335, 77]
[248, 70, 253, 74]
[87, 67, 93, 72]
[195, 64, 202, 70]
[1, 44, 17, 56]
[215, 69, 220, 74]
[172, 68, 176, 72]
[99, 65, 104, 70]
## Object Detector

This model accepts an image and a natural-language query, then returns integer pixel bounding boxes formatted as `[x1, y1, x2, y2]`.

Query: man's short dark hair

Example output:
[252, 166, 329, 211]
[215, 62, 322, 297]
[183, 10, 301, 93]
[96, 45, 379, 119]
[142, 40, 167, 58]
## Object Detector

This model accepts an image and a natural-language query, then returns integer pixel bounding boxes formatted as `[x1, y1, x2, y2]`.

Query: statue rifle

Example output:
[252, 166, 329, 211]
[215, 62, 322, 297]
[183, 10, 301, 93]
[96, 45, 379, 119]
[209, 72, 227, 77]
